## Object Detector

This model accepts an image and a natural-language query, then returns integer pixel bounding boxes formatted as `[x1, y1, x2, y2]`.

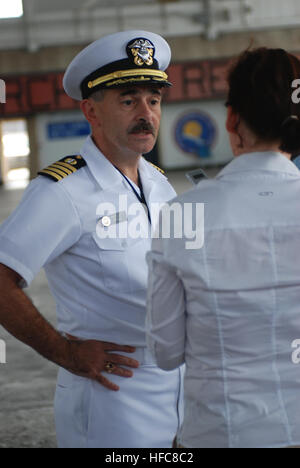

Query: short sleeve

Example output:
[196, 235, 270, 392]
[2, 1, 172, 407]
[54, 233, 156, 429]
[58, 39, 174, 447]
[0, 178, 81, 287]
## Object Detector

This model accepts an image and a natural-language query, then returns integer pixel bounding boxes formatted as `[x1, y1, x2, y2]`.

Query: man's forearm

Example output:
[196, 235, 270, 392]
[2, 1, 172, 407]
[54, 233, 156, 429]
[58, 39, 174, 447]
[0, 264, 139, 391]
[0, 273, 71, 368]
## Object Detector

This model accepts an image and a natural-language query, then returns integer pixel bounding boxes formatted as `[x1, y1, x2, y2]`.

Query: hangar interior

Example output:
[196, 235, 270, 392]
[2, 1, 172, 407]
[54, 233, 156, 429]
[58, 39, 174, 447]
[1, 0, 300, 187]
[1, 0, 300, 448]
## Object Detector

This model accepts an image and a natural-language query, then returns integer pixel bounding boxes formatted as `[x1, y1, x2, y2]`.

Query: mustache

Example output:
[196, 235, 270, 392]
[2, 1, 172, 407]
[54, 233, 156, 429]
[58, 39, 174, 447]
[128, 121, 156, 136]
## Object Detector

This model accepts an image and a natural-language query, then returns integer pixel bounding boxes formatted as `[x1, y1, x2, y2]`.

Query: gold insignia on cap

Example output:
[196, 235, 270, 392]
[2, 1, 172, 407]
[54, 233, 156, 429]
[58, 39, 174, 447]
[128, 39, 155, 67]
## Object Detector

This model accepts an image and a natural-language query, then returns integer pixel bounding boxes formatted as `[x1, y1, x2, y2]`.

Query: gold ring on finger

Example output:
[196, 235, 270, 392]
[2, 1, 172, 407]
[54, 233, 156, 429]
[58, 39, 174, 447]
[104, 361, 116, 374]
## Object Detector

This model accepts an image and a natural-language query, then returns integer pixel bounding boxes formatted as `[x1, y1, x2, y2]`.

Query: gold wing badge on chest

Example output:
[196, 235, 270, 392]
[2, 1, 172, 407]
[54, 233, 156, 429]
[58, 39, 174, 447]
[38, 155, 87, 182]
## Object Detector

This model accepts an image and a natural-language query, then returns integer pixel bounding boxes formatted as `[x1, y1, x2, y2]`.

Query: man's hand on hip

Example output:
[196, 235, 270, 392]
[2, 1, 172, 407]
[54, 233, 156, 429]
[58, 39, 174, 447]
[66, 334, 140, 391]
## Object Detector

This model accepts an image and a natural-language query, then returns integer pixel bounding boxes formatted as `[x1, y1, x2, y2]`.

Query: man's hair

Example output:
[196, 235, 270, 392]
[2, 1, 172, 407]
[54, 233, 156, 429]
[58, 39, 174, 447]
[90, 89, 106, 102]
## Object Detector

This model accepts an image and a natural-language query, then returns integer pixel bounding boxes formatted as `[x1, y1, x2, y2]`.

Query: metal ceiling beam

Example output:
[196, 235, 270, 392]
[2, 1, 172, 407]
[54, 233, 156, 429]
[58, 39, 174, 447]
[22, 0, 38, 52]
[0, 0, 299, 52]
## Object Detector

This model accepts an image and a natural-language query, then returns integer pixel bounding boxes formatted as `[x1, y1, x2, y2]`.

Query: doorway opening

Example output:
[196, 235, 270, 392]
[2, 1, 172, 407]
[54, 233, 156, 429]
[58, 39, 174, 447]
[0, 119, 30, 189]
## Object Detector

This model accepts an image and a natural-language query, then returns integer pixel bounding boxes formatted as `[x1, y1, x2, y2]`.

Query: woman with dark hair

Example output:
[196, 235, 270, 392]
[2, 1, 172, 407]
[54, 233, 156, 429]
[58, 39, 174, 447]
[226, 48, 300, 158]
[146, 48, 300, 448]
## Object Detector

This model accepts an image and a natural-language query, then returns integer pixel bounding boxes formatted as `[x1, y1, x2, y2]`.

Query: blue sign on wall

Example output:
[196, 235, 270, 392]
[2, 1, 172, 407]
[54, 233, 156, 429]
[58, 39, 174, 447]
[47, 121, 90, 140]
[174, 111, 217, 158]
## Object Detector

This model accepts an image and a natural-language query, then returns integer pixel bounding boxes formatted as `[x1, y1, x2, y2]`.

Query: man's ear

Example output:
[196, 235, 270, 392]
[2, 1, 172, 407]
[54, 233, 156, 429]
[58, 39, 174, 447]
[226, 106, 239, 134]
[80, 99, 99, 127]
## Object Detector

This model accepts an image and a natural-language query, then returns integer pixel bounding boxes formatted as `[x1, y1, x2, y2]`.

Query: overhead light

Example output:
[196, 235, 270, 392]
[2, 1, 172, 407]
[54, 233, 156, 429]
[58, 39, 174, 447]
[0, 0, 23, 19]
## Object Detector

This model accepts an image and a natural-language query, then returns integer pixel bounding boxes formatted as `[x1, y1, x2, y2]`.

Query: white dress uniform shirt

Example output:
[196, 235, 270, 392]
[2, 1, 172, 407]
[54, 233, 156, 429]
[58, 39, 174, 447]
[0, 135, 184, 448]
[146, 151, 300, 448]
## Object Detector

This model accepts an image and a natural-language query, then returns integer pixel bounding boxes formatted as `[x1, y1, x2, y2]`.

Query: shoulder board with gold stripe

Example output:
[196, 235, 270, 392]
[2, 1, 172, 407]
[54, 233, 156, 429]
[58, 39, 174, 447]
[149, 162, 165, 175]
[38, 155, 87, 182]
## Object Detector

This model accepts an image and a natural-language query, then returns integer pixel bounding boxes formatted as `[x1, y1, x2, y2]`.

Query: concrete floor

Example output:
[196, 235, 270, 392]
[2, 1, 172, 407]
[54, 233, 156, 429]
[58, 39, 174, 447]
[0, 166, 221, 448]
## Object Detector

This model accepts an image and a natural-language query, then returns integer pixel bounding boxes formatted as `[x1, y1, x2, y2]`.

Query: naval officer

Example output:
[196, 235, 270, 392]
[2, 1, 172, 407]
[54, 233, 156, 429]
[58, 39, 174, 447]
[0, 30, 184, 448]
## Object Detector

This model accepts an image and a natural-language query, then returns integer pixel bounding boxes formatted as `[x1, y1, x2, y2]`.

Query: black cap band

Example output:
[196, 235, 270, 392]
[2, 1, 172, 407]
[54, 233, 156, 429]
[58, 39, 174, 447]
[80, 58, 171, 99]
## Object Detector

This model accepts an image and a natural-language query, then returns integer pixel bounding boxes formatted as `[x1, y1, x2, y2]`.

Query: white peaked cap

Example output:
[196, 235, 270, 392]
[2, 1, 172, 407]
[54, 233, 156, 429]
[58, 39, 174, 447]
[63, 30, 172, 101]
